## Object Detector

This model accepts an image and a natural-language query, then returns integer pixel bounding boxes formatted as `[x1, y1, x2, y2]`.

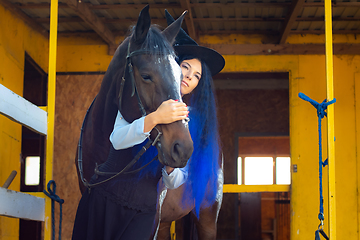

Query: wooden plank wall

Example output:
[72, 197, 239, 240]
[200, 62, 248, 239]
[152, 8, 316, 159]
[53, 74, 103, 239]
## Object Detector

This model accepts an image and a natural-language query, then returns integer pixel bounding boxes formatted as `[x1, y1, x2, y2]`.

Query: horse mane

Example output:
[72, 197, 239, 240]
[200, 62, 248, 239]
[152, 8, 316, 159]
[129, 25, 176, 57]
[181, 56, 221, 217]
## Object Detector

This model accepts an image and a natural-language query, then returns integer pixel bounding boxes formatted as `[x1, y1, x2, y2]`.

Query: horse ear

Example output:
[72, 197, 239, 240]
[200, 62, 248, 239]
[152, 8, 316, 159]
[133, 5, 151, 44]
[162, 11, 187, 44]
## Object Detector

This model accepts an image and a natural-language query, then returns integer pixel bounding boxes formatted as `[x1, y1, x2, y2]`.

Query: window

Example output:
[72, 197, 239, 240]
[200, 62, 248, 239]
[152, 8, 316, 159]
[237, 156, 291, 185]
[276, 157, 291, 184]
[245, 157, 273, 185]
[237, 135, 291, 186]
[25, 156, 40, 186]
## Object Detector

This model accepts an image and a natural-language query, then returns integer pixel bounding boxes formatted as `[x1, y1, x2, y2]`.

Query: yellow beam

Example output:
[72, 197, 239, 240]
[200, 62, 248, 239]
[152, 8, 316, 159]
[325, 0, 336, 238]
[39, 106, 48, 112]
[45, 0, 58, 238]
[170, 221, 176, 240]
[223, 184, 290, 193]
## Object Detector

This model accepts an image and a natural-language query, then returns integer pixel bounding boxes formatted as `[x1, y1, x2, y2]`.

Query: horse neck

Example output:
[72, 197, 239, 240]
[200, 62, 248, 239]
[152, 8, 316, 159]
[90, 40, 129, 137]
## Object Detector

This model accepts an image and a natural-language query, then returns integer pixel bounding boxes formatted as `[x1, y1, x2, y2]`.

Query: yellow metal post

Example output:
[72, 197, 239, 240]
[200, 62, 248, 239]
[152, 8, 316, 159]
[170, 221, 176, 240]
[324, 0, 336, 238]
[45, 0, 58, 238]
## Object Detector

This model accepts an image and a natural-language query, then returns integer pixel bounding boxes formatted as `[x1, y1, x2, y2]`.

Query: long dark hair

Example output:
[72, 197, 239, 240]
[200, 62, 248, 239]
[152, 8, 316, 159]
[178, 55, 221, 217]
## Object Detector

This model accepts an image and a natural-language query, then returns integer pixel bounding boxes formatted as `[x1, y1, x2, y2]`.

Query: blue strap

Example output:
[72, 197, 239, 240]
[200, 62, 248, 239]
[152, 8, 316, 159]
[298, 93, 335, 240]
[43, 180, 64, 240]
[315, 229, 330, 240]
[315, 230, 321, 240]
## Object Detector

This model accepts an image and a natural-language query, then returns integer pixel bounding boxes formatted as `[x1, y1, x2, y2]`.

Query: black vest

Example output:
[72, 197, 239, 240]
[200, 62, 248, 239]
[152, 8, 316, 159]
[90, 145, 162, 212]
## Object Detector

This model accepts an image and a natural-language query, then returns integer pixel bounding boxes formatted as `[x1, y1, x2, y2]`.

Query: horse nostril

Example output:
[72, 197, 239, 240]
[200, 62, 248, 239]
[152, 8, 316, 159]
[172, 143, 181, 160]
[171, 142, 187, 165]
[171, 141, 193, 167]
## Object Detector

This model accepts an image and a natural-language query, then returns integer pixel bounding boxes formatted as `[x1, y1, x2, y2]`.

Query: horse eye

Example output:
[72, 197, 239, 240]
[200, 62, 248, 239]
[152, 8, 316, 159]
[141, 75, 152, 82]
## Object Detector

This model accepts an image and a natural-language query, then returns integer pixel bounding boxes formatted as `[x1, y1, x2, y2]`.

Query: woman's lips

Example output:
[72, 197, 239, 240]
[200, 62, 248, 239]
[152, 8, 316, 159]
[181, 80, 189, 87]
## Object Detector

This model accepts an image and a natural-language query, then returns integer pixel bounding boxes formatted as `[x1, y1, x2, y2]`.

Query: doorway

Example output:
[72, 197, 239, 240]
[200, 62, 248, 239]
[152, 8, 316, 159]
[19, 53, 47, 240]
[215, 72, 290, 240]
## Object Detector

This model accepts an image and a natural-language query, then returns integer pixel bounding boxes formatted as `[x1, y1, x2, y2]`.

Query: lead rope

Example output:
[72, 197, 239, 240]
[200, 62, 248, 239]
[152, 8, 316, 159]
[298, 93, 336, 240]
[43, 180, 64, 240]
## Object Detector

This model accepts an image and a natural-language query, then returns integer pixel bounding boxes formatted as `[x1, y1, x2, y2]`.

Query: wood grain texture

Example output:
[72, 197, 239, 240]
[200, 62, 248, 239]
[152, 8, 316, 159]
[53, 74, 103, 239]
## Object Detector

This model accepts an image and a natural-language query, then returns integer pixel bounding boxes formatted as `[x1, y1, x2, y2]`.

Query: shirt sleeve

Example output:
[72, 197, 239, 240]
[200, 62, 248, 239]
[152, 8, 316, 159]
[109, 111, 151, 150]
[162, 164, 189, 189]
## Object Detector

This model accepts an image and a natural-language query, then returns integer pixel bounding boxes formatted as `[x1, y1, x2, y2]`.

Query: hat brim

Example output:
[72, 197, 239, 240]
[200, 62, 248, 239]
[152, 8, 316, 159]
[174, 45, 225, 76]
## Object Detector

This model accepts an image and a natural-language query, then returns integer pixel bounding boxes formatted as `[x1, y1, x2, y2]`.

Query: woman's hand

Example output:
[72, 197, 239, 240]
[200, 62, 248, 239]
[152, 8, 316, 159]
[144, 99, 188, 132]
[154, 99, 188, 124]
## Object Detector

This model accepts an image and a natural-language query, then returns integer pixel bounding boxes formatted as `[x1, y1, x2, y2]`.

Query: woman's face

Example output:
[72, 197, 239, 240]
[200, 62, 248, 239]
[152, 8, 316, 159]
[180, 58, 202, 96]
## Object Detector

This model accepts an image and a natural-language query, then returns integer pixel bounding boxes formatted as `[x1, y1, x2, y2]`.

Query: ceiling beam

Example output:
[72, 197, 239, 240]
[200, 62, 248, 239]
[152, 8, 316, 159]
[291, 30, 360, 35]
[179, 0, 197, 41]
[193, 17, 284, 22]
[203, 43, 360, 55]
[303, 2, 360, 7]
[199, 30, 279, 35]
[63, 0, 117, 55]
[58, 29, 360, 38]
[16, 2, 68, 9]
[15, 2, 290, 10]
[191, 2, 290, 8]
[36, 17, 283, 24]
[89, 3, 180, 10]
[0, 0, 48, 37]
[201, 29, 360, 35]
[279, 0, 307, 44]
[15, 2, 182, 9]
[36, 17, 165, 25]
[15, 1, 360, 10]
[35, 15, 360, 25]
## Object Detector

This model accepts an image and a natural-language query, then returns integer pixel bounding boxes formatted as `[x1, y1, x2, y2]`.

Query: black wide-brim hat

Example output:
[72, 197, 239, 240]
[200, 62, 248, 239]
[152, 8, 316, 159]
[165, 10, 225, 76]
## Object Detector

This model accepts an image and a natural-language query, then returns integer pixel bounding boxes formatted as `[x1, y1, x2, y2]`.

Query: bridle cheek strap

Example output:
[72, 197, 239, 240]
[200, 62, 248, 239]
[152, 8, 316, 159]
[118, 42, 150, 117]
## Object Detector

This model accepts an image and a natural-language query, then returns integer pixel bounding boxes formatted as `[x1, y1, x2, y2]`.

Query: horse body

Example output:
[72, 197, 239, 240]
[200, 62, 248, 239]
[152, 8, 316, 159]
[153, 164, 223, 240]
[75, 5, 193, 193]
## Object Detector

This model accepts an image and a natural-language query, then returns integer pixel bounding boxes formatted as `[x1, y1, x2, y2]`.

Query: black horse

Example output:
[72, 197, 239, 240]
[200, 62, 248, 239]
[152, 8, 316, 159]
[75, 5, 193, 198]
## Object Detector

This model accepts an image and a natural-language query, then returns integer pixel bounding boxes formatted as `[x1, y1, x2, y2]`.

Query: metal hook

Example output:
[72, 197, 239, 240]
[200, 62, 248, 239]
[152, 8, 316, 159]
[318, 221, 324, 230]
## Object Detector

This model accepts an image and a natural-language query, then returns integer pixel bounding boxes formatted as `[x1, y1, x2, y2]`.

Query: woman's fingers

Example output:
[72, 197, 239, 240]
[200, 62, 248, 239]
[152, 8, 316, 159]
[156, 100, 189, 124]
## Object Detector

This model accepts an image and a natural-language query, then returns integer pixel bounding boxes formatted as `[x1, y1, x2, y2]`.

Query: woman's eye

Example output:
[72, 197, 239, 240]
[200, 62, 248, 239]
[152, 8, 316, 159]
[141, 75, 152, 82]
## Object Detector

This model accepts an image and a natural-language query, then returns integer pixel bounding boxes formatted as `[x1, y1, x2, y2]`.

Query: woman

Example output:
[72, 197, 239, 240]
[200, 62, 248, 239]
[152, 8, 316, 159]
[165, 9, 225, 216]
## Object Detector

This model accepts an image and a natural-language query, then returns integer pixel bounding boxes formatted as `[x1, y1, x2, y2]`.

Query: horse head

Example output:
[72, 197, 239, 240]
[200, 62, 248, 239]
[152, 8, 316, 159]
[114, 5, 193, 168]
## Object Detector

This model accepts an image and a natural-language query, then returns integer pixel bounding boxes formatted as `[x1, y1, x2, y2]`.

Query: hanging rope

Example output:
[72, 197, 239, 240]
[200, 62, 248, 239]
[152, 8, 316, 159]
[43, 180, 65, 240]
[298, 92, 336, 240]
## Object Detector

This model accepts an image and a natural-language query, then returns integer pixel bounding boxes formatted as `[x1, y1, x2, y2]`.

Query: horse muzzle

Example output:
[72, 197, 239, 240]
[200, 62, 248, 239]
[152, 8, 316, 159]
[155, 127, 193, 168]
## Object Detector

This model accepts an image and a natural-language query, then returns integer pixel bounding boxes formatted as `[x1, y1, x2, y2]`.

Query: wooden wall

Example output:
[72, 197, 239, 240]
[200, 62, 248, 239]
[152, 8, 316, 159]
[53, 74, 103, 239]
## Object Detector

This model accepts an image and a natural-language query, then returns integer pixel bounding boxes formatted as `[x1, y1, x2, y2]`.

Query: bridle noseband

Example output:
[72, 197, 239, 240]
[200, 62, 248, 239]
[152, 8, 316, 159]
[77, 42, 166, 189]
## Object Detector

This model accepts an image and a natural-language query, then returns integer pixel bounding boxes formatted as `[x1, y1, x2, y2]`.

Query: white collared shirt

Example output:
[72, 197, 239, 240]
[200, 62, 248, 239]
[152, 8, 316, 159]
[110, 110, 188, 189]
